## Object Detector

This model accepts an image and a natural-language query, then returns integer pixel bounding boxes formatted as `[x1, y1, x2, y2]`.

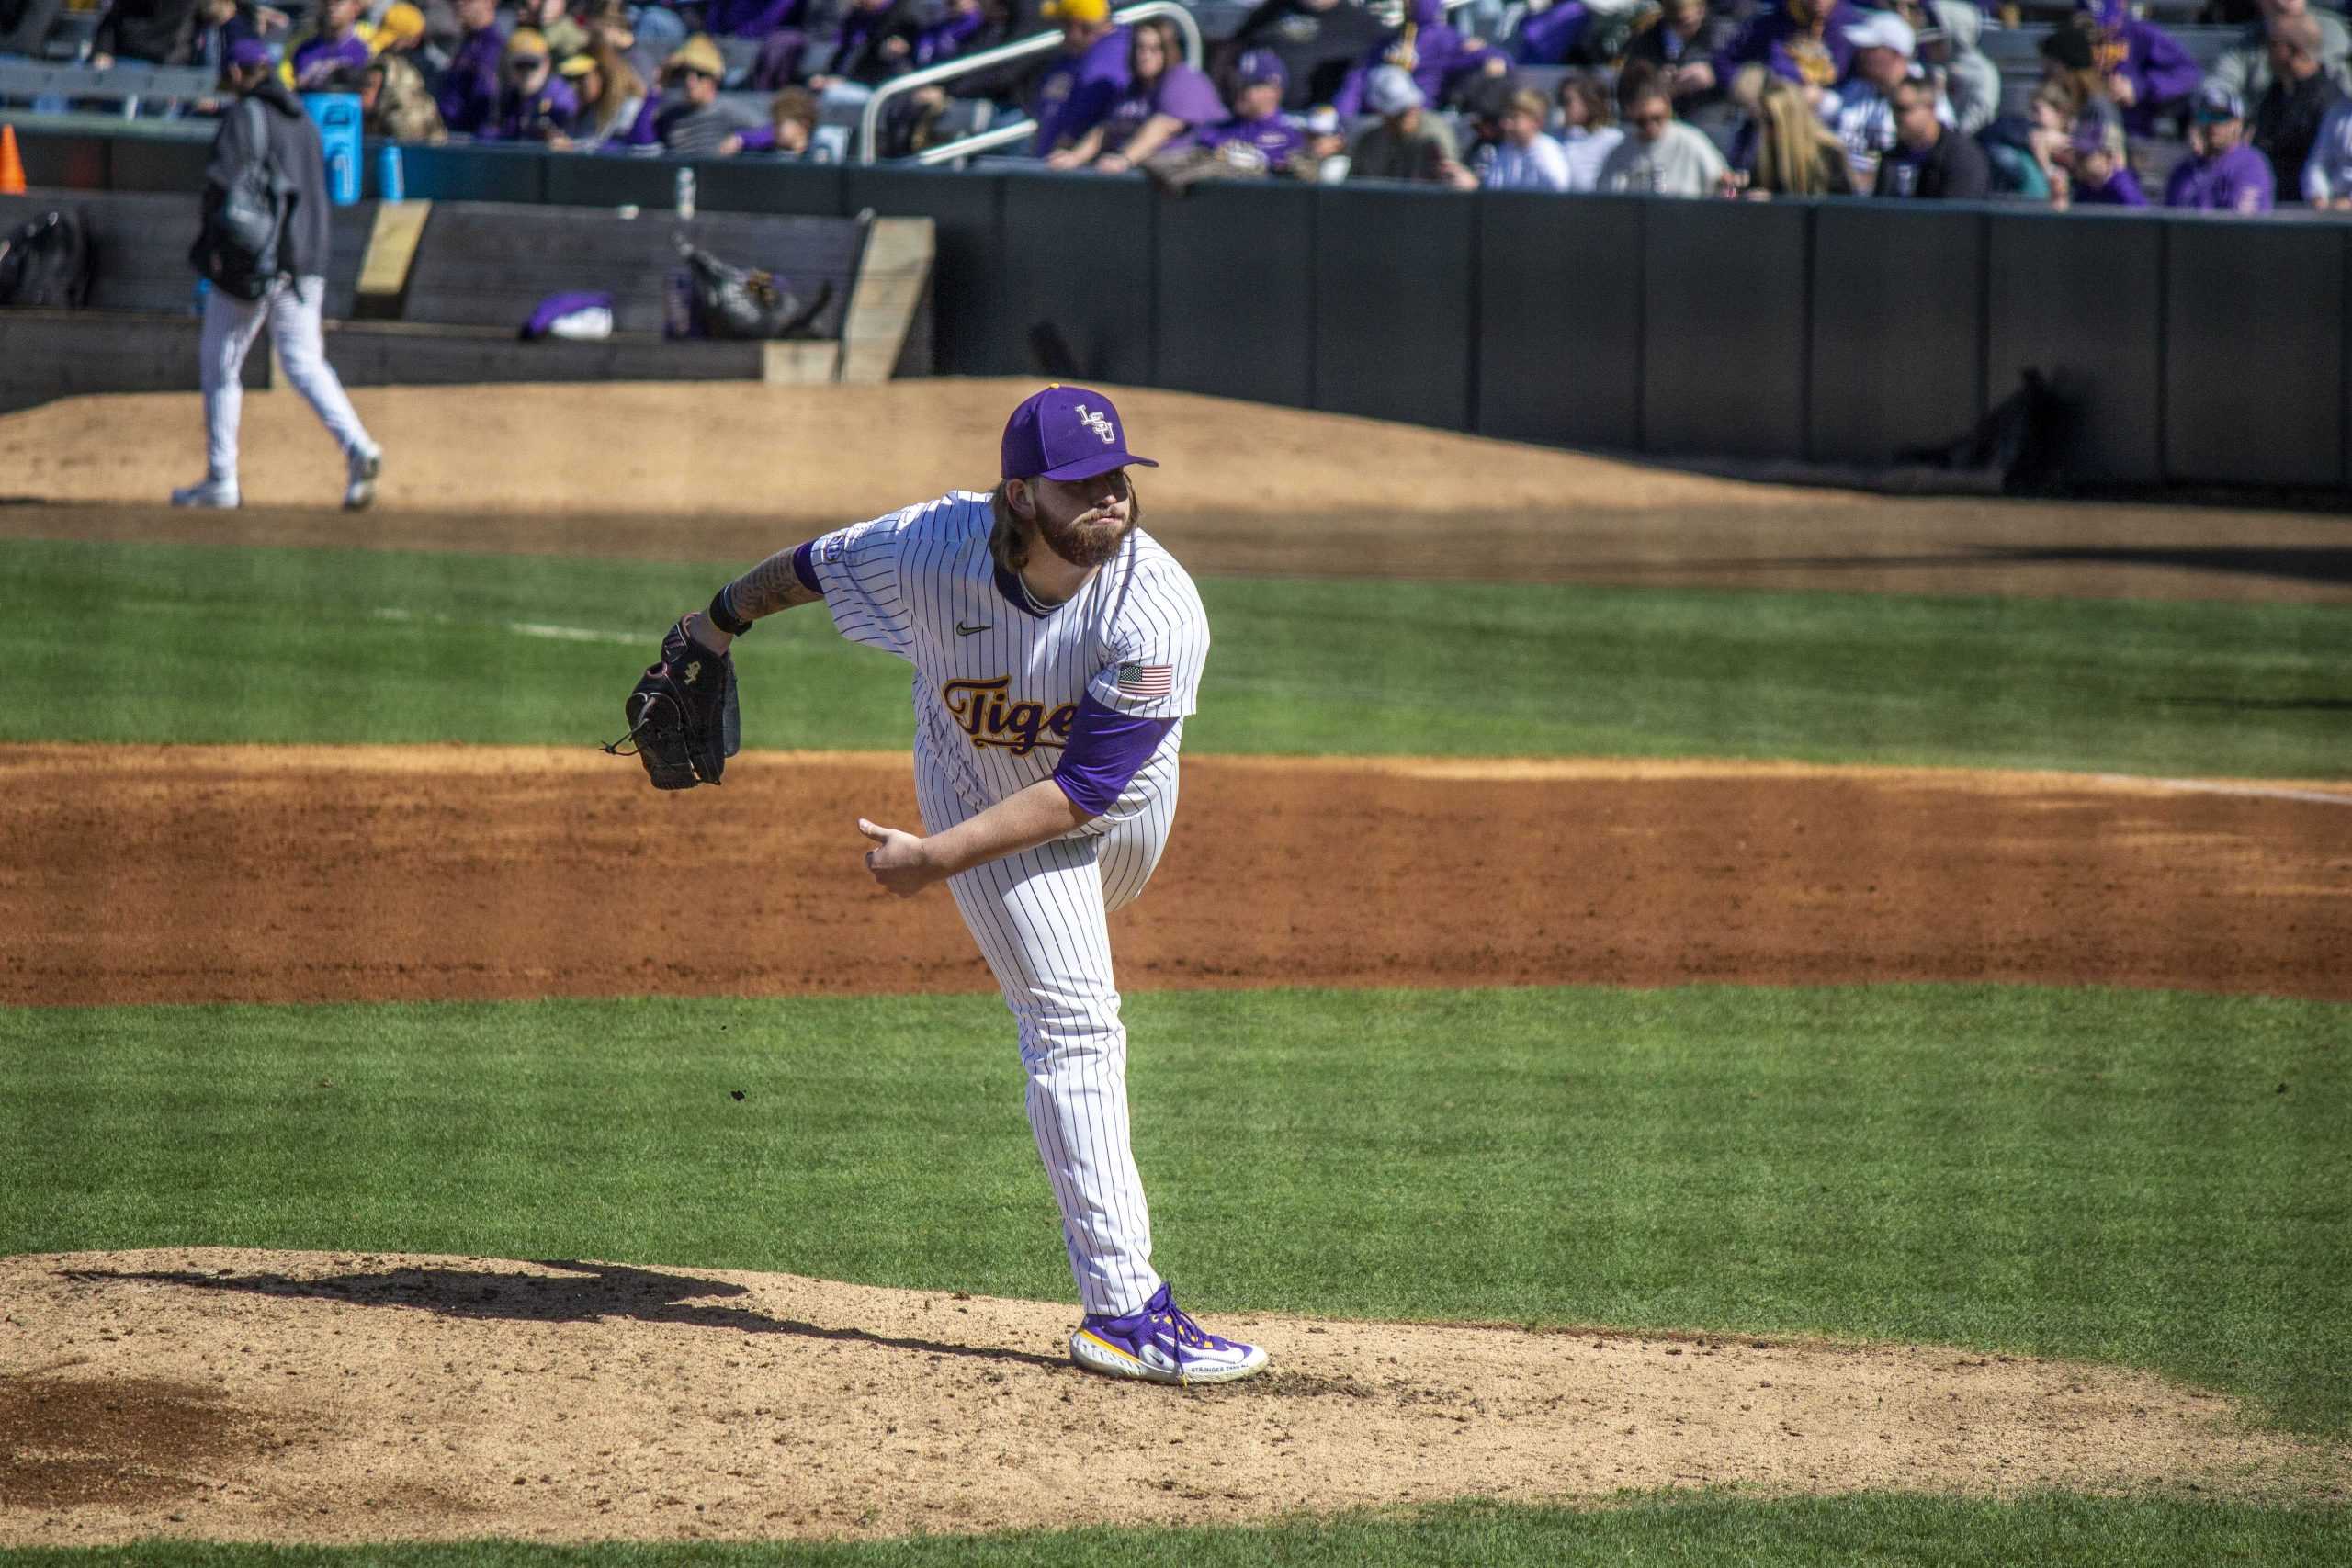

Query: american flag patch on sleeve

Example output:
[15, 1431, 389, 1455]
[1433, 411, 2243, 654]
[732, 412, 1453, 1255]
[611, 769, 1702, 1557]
[1116, 661, 1174, 698]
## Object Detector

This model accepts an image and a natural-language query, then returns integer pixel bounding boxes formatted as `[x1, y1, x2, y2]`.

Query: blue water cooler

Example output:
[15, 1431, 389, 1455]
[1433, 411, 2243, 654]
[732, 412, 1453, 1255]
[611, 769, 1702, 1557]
[300, 93, 364, 206]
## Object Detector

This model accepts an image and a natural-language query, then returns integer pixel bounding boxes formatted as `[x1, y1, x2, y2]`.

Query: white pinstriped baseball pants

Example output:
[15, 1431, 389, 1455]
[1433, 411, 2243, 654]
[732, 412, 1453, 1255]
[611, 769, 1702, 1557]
[913, 740, 1175, 1318]
[199, 275, 373, 481]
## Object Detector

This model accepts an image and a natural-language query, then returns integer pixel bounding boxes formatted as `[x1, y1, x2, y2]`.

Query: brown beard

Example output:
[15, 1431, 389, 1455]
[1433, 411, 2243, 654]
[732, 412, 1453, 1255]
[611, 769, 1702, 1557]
[1032, 482, 1142, 570]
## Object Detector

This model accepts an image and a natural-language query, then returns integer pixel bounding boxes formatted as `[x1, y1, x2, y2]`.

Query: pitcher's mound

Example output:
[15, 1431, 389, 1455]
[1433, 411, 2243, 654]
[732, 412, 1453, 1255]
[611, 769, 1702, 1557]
[2, 1249, 2339, 1546]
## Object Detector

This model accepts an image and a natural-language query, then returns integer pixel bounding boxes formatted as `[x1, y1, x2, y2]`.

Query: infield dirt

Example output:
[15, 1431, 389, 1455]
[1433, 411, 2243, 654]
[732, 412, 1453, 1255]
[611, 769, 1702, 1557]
[2, 381, 2347, 1544]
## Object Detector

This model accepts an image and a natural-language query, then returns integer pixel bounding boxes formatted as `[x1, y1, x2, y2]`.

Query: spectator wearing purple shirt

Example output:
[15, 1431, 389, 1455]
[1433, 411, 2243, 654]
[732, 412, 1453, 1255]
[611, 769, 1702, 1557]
[2055, 103, 2148, 206]
[1028, 0, 1130, 157]
[710, 0, 807, 87]
[913, 0, 987, 68]
[2165, 84, 2275, 212]
[1047, 15, 1222, 170]
[1185, 48, 1313, 174]
[482, 27, 579, 140]
[437, 0, 505, 135]
[2075, 0, 2199, 139]
[288, 0, 369, 87]
[1330, 0, 1503, 118]
[1679, 0, 1860, 105]
[704, 0, 800, 40]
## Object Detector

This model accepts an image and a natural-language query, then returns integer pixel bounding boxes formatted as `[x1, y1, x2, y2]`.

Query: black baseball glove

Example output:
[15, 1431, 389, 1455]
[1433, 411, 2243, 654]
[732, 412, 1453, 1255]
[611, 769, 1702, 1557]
[608, 615, 740, 789]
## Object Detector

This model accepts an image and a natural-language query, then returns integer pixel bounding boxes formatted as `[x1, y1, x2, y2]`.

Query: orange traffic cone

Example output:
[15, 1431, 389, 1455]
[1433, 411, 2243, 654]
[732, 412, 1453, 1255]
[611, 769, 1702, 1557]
[0, 125, 25, 195]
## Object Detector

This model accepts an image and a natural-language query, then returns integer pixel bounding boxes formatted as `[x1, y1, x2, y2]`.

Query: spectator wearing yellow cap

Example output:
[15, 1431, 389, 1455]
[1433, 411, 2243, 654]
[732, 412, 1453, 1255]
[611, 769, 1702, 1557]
[481, 26, 578, 141]
[515, 0, 587, 65]
[370, 1, 424, 54]
[1030, 0, 1129, 157]
[654, 32, 763, 155]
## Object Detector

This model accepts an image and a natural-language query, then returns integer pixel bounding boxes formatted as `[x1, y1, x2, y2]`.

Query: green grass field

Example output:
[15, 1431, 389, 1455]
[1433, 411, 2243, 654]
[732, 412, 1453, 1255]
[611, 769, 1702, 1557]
[2, 532, 2346, 1564]
[2, 537, 2347, 773]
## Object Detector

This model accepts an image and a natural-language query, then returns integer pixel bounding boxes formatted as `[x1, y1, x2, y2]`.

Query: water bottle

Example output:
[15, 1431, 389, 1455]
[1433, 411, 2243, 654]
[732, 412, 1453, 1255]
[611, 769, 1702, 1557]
[192, 276, 211, 317]
[377, 142, 405, 202]
[674, 165, 696, 220]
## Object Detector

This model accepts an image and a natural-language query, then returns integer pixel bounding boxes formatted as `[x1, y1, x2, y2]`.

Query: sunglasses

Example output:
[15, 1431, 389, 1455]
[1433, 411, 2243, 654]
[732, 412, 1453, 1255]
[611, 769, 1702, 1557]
[509, 55, 546, 69]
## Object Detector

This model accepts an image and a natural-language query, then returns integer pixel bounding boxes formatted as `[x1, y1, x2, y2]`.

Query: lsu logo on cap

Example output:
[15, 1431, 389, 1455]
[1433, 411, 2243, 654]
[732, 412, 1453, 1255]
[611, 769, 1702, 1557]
[1075, 404, 1116, 444]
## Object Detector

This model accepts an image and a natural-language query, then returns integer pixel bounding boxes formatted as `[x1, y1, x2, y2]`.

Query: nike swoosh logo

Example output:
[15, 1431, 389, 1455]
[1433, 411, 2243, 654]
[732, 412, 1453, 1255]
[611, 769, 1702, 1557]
[956, 622, 991, 637]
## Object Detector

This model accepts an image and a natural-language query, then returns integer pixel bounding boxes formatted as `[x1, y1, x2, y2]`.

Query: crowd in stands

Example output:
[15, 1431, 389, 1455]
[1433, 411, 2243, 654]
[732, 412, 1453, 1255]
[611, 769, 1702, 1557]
[8, 0, 2352, 209]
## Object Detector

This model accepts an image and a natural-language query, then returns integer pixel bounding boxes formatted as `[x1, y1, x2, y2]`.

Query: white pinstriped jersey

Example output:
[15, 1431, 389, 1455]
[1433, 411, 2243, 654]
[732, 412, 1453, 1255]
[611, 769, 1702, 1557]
[808, 491, 1210, 828]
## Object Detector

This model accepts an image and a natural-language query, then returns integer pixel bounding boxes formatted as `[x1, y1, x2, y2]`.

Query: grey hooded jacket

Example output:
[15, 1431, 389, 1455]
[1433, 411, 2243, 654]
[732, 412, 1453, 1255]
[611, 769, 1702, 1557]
[203, 75, 332, 281]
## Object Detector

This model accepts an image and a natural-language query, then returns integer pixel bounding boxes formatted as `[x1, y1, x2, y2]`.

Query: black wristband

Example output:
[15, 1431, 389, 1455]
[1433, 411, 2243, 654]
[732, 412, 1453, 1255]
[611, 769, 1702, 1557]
[707, 583, 752, 637]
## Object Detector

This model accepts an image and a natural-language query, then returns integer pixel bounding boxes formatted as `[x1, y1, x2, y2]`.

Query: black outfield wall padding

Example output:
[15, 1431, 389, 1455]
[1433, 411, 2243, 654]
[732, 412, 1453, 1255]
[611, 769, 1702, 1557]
[998, 169, 1158, 387]
[1985, 207, 2165, 486]
[1155, 177, 1316, 411]
[696, 158, 850, 218]
[2165, 218, 2343, 490]
[1475, 190, 1643, 451]
[1311, 181, 1476, 432]
[1642, 197, 1808, 460]
[1810, 203, 1986, 465]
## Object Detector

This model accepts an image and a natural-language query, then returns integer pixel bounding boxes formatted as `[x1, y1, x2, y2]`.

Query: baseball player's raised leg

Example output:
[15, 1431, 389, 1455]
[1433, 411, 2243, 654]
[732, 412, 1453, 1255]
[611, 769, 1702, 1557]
[914, 751, 1160, 1318]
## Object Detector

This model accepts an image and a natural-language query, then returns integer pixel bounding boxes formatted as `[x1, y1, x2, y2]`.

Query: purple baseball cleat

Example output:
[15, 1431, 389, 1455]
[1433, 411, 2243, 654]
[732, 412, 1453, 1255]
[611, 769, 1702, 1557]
[1069, 1282, 1269, 1386]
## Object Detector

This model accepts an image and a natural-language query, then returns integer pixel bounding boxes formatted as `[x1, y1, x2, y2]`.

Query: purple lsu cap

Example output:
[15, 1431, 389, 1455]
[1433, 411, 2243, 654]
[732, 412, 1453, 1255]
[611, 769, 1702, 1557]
[227, 37, 274, 69]
[1001, 385, 1159, 482]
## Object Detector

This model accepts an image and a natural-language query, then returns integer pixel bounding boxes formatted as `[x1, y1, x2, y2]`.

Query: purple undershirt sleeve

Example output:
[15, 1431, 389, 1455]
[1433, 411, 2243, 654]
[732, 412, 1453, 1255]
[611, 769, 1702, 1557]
[791, 539, 820, 595]
[1053, 694, 1176, 817]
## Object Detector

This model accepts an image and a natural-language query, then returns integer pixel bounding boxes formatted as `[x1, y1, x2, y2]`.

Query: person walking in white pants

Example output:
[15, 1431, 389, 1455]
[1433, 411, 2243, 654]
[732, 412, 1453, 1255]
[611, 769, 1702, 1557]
[175, 38, 382, 512]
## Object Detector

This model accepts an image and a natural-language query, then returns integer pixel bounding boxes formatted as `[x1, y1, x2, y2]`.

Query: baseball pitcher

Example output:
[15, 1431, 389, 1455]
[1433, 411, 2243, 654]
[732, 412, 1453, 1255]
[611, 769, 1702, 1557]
[615, 386, 1267, 1387]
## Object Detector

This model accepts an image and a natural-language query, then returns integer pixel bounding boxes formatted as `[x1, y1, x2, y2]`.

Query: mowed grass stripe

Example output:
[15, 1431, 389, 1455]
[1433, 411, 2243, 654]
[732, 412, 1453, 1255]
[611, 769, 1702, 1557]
[1, 537, 2346, 774]
[5, 1494, 2352, 1567]
[4, 985, 2345, 1436]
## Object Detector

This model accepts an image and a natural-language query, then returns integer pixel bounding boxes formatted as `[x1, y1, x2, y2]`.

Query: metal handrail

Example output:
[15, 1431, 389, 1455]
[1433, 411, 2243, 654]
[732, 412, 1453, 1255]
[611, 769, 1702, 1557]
[913, 117, 1039, 165]
[858, 0, 1203, 164]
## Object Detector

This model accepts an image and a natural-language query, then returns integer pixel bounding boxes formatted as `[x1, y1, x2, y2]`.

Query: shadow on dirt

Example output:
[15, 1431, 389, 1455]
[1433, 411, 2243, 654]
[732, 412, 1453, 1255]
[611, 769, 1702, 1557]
[61, 1259, 1068, 1371]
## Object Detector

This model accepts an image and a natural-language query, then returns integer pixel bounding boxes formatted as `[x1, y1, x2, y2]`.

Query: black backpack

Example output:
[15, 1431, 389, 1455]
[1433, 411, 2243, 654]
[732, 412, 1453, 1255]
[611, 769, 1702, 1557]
[190, 96, 291, 301]
[0, 209, 95, 310]
[678, 240, 832, 341]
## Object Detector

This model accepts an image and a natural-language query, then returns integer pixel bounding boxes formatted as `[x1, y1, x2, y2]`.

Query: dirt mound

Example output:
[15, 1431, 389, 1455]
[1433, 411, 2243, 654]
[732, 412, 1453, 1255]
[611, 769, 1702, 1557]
[0, 380, 1827, 520]
[5, 745, 2348, 1009]
[2, 1249, 2339, 1547]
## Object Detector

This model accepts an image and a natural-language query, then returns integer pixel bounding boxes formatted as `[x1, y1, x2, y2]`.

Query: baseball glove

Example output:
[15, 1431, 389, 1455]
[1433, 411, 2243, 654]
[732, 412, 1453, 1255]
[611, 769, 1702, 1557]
[608, 615, 740, 789]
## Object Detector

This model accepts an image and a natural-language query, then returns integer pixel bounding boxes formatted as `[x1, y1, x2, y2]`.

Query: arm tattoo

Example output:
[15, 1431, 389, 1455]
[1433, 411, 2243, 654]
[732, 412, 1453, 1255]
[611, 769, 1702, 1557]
[726, 546, 823, 622]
